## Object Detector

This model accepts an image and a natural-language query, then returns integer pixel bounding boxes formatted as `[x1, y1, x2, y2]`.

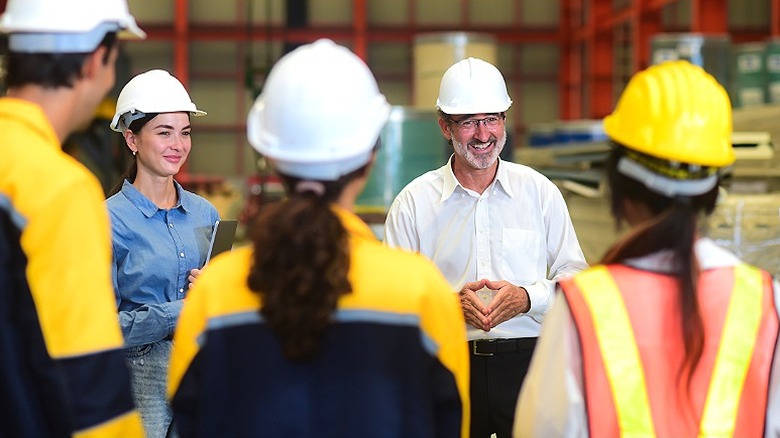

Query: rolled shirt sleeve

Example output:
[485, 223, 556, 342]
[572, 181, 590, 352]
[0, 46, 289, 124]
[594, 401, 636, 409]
[119, 300, 184, 347]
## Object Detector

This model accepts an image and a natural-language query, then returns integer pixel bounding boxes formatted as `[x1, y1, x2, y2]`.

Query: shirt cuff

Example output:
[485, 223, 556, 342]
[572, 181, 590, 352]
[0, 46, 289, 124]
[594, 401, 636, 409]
[524, 281, 552, 318]
[164, 300, 185, 336]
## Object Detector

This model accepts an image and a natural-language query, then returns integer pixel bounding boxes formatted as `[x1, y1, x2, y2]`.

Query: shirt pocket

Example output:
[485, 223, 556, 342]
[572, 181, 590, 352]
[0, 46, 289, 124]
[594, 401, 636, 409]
[501, 229, 541, 281]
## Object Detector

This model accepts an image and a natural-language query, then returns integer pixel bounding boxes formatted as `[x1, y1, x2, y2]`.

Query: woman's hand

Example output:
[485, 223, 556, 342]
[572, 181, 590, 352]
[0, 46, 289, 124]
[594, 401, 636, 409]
[187, 268, 202, 290]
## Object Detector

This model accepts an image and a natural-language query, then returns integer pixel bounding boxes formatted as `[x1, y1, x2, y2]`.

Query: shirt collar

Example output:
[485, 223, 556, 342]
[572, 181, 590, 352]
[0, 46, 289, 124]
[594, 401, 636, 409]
[624, 237, 740, 273]
[439, 155, 514, 202]
[494, 159, 514, 198]
[121, 179, 189, 218]
[331, 205, 378, 243]
[0, 97, 60, 149]
[440, 155, 460, 202]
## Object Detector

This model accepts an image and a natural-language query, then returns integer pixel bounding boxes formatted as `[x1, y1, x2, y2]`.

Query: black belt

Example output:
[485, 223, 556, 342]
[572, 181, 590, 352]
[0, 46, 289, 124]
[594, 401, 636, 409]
[469, 338, 537, 356]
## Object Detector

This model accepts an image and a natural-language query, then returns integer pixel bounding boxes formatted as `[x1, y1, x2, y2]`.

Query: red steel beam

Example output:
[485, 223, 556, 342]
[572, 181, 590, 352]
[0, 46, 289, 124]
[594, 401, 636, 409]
[352, 0, 367, 60]
[731, 29, 776, 43]
[173, 0, 190, 178]
[634, 0, 663, 72]
[511, 0, 524, 135]
[560, 0, 582, 119]
[572, 0, 679, 41]
[773, 0, 780, 36]
[235, 0, 248, 177]
[138, 25, 560, 44]
[691, 0, 727, 33]
[563, 0, 681, 118]
[174, 0, 189, 86]
[589, 0, 614, 118]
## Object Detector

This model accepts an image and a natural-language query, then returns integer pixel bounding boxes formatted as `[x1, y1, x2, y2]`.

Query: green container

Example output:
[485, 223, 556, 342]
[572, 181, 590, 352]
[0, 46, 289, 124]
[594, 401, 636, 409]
[765, 38, 780, 104]
[357, 106, 448, 211]
[732, 42, 766, 108]
[650, 33, 731, 91]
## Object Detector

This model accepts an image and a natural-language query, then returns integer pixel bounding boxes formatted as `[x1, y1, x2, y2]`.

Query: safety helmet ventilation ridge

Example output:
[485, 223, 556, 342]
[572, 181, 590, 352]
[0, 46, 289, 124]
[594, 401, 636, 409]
[603, 60, 734, 197]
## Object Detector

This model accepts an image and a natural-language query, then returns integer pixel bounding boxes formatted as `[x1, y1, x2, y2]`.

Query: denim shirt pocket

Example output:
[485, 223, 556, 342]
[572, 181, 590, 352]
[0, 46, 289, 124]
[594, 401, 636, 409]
[501, 228, 541, 282]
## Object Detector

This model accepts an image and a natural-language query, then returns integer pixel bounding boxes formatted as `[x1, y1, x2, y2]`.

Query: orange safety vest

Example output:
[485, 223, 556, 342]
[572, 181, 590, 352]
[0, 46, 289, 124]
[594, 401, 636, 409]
[560, 263, 778, 437]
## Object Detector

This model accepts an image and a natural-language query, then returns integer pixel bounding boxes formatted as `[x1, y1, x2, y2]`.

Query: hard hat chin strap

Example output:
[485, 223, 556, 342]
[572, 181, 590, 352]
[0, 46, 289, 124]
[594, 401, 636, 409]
[617, 156, 718, 197]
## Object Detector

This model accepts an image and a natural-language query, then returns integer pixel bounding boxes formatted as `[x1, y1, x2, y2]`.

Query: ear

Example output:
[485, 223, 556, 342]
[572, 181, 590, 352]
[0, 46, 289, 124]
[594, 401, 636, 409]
[363, 151, 378, 175]
[80, 45, 108, 80]
[438, 117, 453, 141]
[124, 130, 138, 154]
[621, 197, 654, 227]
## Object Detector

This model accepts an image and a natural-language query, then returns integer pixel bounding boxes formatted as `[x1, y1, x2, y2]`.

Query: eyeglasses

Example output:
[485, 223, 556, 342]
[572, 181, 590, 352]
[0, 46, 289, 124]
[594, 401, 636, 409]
[448, 115, 504, 131]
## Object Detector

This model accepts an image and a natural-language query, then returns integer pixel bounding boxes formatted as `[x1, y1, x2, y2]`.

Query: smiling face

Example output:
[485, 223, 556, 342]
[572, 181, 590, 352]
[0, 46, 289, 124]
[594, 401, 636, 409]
[125, 112, 192, 179]
[439, 113, 506, 170]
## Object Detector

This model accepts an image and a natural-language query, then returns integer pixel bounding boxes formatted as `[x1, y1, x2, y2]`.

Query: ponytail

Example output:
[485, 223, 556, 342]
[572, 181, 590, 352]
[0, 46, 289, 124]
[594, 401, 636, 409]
[247, 165, 369, 361]
[106, 113, 159, 198]
[106, 154, 136, 197]
[603, 145, 719, 394]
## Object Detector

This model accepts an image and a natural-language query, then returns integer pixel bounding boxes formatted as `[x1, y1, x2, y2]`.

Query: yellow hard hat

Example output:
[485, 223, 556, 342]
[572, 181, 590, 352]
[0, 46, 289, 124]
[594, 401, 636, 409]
[603, 60, 734, 168]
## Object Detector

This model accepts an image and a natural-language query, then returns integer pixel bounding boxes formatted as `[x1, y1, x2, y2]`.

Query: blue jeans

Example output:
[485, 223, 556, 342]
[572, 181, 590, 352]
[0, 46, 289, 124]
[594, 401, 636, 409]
[126, 340, 176, 438]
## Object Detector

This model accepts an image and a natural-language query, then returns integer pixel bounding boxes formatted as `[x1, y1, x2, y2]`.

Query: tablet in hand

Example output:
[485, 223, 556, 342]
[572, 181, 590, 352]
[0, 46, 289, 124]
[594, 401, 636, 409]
[205, 219, 238, 265]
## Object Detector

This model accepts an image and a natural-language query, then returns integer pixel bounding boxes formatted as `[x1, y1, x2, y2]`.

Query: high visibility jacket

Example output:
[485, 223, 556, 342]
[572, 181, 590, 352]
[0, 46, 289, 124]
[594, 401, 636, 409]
[0, 97, 143, 437]
[169, 207, 470, 438]
[559, 263, 778, 437]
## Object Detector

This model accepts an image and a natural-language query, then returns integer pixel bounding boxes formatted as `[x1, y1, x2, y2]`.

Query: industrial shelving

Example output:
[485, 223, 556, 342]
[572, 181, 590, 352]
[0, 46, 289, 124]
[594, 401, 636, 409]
[2, 0, 779, 179]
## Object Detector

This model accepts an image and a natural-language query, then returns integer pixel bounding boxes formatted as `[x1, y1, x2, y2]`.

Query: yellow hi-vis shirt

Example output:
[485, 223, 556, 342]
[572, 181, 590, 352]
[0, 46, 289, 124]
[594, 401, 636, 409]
[0, 97, 142, 437]
[169, 206, 470, 438]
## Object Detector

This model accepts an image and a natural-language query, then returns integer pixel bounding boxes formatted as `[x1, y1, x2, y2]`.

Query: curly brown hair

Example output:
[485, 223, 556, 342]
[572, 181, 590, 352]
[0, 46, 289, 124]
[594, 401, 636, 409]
[246, 166, 369, 361]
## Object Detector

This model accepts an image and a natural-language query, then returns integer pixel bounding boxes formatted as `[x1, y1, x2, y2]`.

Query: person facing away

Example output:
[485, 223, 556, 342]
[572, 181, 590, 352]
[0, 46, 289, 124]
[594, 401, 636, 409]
[383, 56, 588, 438]
[106, 69, 219, 438]
[167, 38, 470, 438]
[514, 60, 780, 437]
[0, 0, 146, 436]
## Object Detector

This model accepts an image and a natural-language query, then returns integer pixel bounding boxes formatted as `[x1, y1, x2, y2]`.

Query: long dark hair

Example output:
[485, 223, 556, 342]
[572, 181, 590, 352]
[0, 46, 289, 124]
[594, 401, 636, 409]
[602, 144, 719, 392]
[106, 113, 159, 197]
[246, 163, 371, 361]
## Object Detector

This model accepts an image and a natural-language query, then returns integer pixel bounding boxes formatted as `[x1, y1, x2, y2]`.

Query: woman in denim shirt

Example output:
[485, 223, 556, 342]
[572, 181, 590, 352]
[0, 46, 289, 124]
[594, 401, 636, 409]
[106, 69, 219, 438]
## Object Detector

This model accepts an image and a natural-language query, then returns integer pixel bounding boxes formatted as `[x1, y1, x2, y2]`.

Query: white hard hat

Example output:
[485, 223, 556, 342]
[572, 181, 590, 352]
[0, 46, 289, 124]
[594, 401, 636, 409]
[436, 57, 512, 115]
[247, 39, 390, 181]
[110, 69, 206, 132]
[0, 0, 145, 53]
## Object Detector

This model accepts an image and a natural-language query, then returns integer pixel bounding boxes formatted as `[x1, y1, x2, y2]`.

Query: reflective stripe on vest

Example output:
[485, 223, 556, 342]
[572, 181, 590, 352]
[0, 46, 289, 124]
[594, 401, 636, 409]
[573, 266, 655, 437]
[699, 263, 763, 437]
[573, 263, 764, 437]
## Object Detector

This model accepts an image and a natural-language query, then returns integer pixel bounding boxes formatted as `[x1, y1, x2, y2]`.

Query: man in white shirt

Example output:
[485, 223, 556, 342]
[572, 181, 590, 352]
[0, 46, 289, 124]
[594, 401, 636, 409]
[384, 57, 588, 438]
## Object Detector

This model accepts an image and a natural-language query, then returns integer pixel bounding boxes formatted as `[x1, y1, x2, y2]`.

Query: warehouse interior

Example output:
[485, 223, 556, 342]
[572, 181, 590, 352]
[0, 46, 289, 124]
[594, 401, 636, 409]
[2, 0, 780, 273]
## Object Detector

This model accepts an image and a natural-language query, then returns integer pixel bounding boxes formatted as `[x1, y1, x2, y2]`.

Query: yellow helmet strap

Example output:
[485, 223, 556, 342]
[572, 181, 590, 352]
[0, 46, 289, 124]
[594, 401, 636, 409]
[617, 156, 718, 197]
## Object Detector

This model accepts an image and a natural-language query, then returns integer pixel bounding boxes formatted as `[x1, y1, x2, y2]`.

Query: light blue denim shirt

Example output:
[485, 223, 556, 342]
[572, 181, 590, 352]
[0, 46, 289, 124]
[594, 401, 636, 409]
[107, 179, 220, 348]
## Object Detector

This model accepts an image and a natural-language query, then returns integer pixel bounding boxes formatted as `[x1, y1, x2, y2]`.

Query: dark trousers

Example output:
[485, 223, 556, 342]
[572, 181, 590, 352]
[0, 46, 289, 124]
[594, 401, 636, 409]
[468, 338, 537, 438]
